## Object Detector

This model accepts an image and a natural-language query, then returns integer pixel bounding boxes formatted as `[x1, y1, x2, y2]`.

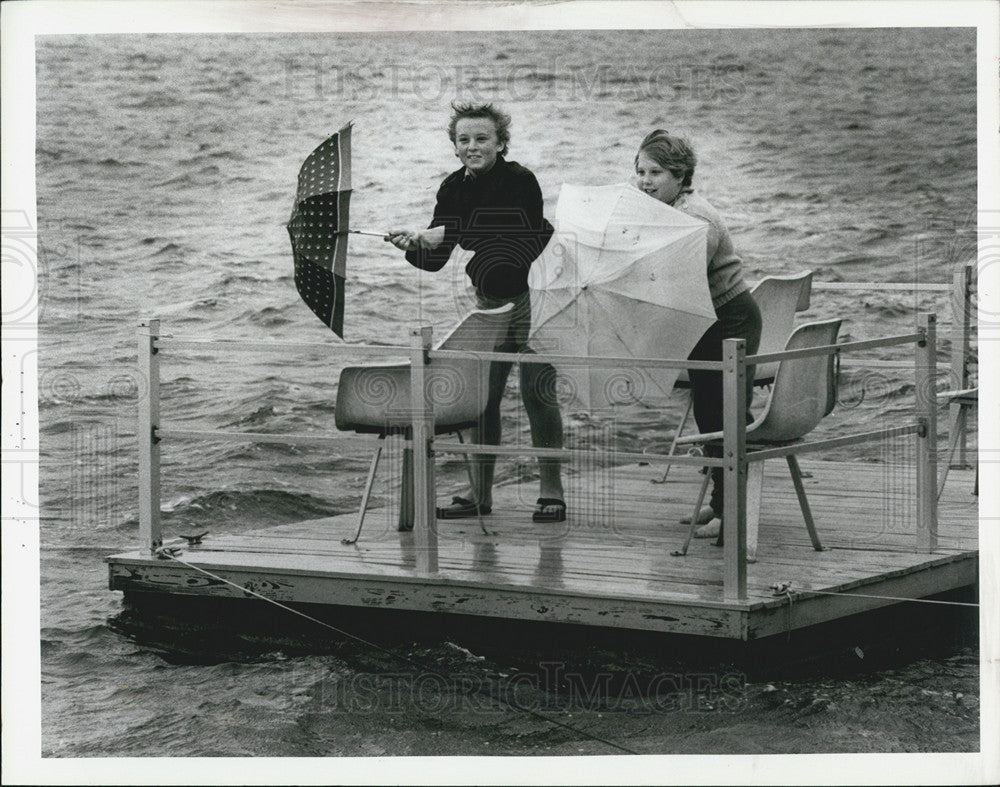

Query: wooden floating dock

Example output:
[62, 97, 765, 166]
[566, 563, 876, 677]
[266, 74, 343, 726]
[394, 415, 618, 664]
[107, 457, 978, 642]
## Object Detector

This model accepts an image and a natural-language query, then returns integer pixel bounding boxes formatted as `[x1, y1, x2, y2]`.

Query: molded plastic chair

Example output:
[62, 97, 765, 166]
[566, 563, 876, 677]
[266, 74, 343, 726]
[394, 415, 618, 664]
[674, 318, 842, 562]
[335, 303, 514, 541]
[655, 271, 813, 483]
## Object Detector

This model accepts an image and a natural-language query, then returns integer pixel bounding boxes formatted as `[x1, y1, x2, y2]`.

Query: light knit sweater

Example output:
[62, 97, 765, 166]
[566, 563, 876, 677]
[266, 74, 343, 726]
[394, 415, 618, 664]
[672, 191, 749, 311]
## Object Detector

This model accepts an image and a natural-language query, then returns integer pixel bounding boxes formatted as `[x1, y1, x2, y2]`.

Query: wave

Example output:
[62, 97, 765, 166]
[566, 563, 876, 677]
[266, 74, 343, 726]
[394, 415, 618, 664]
[36, 145, 66, 162]
[124, 91, 181, 110]
[292, 400, 339, 416]
[247, 305, 293, 327]
[826, 253, 880, 266]
[218, 272, 270, 286]
[148, 243, 188, 261]
[154, 166, 222, 188]
[179, 149, 247, 166]
[156, 488, 347, 529]
[95, 157, 146, 169]
[224, 404, 279, 428]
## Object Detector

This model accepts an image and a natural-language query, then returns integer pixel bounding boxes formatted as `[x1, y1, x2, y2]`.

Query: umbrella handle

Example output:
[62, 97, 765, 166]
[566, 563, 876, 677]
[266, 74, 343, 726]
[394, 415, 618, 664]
[346, 229, 388, 237]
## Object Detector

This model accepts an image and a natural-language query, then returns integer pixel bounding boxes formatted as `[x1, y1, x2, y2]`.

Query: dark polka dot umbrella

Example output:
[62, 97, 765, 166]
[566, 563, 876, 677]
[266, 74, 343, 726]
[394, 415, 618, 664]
[287, 123, 353, 338]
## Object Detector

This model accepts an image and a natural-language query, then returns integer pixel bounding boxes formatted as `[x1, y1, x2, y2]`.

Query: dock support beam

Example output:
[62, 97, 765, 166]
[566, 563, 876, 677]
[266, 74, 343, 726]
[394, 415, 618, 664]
[722, 338, 748, 601]
[915, 313, 938, 552]
[138, 319, 162, 556]
[948, 262, 973, 468]
[410, 327, 438, 573]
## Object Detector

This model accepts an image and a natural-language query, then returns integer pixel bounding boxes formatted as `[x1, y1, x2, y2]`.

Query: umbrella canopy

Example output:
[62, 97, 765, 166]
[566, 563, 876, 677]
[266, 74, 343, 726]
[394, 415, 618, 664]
[528, 182, 715, 411]
[287, 123, 352, 337]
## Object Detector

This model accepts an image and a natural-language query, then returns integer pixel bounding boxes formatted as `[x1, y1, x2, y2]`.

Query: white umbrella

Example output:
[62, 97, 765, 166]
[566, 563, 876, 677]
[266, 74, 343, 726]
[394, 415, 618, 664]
[528, 183, 715, 411]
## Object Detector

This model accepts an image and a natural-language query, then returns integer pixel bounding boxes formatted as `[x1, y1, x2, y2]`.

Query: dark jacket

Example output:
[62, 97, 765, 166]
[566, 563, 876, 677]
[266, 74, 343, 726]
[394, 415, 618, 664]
[405, 157, 554, 299]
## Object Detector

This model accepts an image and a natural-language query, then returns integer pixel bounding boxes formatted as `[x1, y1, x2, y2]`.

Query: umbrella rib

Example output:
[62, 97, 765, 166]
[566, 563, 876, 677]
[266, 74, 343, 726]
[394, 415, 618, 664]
[585, 291, 645, 362]
[586, 292, 684, 400]
[530, 292, 587, 336]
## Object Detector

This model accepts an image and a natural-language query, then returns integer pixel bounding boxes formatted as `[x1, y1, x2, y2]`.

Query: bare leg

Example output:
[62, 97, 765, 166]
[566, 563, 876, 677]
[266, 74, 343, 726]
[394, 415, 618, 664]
[521, 360, 564, 503]
[467, 357, 514, 509]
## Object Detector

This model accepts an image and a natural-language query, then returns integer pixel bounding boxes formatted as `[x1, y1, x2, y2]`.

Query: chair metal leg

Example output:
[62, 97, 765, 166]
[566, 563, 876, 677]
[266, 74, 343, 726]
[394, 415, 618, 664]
[938, 400, 975, 499]
[456, 430, 491, 535]
[653, 393, 693, 485]
[671, 468, 712, 556]
[937, 422, 963, 499]
[342, 438, 384, 545]
[787, 455, 823, 551]
[746, 460, 764, 563]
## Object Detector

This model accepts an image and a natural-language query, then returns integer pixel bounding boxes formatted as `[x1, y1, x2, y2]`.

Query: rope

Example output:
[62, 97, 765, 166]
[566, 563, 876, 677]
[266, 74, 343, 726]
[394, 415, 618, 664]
[154, 548, 638, 755]
[775, 585, 978, 608]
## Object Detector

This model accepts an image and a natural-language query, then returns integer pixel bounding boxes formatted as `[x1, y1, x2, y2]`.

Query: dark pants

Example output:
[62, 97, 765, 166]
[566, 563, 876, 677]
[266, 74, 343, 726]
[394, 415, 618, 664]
[686, 290, 762, 518]
[472, 291, 563, 502]
[475, 290, 561, 414]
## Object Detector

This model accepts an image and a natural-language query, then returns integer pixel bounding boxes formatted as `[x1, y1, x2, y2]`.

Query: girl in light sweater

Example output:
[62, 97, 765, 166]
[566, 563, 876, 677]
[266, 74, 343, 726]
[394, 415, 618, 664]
[635, 129, 762, 545]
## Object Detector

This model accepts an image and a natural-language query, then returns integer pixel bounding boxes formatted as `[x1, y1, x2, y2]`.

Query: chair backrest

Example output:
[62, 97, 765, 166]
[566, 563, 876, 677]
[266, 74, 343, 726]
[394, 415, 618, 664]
[435, 302, 514, 353]
[749, 271, 813, 383]
[335, 303, 514, 433]
[748, 318, 842, 443]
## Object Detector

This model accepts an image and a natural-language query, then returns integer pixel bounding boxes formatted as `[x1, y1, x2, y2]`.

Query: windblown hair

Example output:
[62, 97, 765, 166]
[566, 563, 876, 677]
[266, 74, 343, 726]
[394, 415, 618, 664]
[447, 102, 512, 156]
[635, 129, 697, 189]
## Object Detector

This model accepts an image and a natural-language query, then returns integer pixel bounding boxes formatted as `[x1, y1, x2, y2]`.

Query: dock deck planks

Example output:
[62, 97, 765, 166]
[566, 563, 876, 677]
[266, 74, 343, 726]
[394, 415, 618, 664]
[107, 458, 979, 641]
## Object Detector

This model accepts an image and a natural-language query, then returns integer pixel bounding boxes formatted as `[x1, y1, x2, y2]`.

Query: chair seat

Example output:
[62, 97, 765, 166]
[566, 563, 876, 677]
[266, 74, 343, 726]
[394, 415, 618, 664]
[335, 362, 490, 435]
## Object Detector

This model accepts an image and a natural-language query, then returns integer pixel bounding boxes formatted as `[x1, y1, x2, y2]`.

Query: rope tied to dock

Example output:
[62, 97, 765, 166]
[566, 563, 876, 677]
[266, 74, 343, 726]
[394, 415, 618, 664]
[152, 546, 639, 755]
[769, 581, 978, 608]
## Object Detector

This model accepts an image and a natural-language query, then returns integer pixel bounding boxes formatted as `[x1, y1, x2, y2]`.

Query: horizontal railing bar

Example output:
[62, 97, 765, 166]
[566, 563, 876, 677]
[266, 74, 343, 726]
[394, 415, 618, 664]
[432, 441, 725, 467]
[749, 333, 924, 365]
[157, 427, 390, 450]
[156, 333, 957, 374]
[809, 282, 951, 292]
[428, 348, 723, 370]
[156, 337, 724, 370]
[157, 426, 725, 467]
[157, 337, 411, 356]
[838, 359, 953, 370]
[746, 424, 921, 461]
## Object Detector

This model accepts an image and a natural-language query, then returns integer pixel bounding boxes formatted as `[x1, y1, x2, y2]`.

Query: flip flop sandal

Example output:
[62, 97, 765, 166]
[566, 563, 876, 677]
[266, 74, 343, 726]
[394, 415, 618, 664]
[532, 497, 567, 523]
[436, 495, 492, 519]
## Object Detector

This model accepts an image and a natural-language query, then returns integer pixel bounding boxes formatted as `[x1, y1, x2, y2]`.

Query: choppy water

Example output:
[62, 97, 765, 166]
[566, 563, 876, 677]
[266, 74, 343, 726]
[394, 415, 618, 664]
[33, 29, 978, 756]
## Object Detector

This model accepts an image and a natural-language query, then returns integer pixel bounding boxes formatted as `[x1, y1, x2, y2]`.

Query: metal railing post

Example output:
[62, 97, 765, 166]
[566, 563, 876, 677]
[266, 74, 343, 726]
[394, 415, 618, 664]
[915, 313, 938, 552]
[410, 327, 438, 572]
[722, 337, 747, 601]
[137, 319, 162, 555]
[948, 261, 973, 468]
